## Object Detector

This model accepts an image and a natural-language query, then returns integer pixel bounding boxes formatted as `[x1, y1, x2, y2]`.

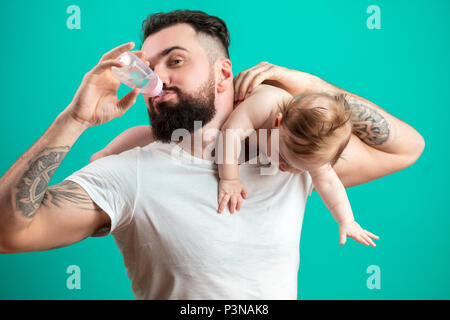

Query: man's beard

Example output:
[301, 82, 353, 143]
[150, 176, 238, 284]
[147, 77, 216, 143]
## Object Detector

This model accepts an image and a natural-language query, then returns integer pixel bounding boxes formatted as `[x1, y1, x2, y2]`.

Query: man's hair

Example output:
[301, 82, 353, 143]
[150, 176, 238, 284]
[141, 10, 230, 64]
[279, 93, 352, 167]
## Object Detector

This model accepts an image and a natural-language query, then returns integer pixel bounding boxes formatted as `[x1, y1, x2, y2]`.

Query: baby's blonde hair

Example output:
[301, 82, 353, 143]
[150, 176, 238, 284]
[278, 92, 352, 167]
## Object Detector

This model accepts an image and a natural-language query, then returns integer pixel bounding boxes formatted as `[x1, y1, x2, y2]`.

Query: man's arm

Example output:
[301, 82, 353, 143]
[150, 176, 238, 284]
[0, 112, 110, 253]
[1, 180, 111, 253]
[310, 77, 425, 187]
[233, 62, 425, 187]
[0, 42, 141, 253]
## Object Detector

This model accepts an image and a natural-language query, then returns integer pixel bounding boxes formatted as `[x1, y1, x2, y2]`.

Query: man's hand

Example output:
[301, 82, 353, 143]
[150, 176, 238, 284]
[218, 179, 248, 214]
[233, 62, 314, 103]
[338, 219, 379, 247]
[65, 42, 143, 128]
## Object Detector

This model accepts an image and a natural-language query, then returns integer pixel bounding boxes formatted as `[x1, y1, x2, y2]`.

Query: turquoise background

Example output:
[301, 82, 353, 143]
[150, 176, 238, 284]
[0, 0, 448, 299]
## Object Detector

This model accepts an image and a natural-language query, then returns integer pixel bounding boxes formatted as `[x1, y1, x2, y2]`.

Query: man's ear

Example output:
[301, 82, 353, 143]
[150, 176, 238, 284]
[216, 59, 233, 93]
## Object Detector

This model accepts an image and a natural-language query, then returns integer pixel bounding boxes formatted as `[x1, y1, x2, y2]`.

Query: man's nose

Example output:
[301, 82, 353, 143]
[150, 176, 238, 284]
[154, 66, 170, 86]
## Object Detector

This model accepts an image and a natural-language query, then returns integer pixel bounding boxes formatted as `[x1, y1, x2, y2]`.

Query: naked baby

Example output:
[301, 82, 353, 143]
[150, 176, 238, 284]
[218, 84, 379, 247]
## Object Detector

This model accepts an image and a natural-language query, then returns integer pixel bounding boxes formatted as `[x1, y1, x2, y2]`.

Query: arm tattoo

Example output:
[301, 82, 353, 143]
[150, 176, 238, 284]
[346, 98, 390, 146]
[42, 180, 103, 212]
[43, 181, 108, 237]
[15, 146, 70, 218]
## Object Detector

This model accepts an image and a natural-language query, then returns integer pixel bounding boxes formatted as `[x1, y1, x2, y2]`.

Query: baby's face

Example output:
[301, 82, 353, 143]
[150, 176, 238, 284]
[272, 127, 328, 174]
[278, 142, 315, 174]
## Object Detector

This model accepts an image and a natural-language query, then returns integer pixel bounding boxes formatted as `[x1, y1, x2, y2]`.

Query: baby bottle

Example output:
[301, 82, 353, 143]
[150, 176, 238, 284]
[112, 52, 164, 97]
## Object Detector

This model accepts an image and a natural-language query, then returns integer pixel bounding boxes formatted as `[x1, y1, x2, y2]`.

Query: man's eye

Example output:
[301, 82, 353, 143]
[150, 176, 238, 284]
[170, 59, 183, 66]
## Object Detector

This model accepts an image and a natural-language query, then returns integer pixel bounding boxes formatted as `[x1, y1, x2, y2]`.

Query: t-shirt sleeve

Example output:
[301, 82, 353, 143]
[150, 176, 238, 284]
[64, 147, 140, 234]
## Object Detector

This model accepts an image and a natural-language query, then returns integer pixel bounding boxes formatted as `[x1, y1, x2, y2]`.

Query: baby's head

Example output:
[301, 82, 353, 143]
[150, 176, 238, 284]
[273, 93, 352, 173]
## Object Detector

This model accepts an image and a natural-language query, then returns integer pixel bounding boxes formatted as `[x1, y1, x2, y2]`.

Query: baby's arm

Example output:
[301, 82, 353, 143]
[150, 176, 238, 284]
[218, 84, 292, 213]
[310, 164, 379, 246]
[90, 125, 154, 162]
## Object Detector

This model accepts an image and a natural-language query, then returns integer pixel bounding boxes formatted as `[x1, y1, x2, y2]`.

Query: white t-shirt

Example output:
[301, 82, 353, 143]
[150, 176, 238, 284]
[65, 141, 314, 299]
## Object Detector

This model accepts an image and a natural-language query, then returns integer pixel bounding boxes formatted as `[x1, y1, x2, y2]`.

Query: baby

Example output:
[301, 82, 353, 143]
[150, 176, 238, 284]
[218, 84, 378, 247]
[91, 84, 379, 247]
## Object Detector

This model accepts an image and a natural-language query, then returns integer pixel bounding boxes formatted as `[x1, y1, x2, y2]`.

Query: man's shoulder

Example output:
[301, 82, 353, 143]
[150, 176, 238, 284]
[80, 146, 142, 176]
[99, 142, 165, 162]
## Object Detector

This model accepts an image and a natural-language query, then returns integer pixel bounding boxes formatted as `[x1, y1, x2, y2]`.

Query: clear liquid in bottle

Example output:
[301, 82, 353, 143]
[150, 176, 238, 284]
[112, 52, 164, 97]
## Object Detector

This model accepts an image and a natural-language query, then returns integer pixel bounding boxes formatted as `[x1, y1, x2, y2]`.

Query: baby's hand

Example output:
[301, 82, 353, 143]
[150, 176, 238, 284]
[338, 219, 379, 247]
[218, 179, 248, 214]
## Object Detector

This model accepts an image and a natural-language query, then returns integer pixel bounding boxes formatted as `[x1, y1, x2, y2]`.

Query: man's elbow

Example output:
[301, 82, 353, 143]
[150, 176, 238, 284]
[0, 240, 7, 254]
[0, 245, 15, 254]
[403, 133, 425, 168]
[0, 234, 21, 254]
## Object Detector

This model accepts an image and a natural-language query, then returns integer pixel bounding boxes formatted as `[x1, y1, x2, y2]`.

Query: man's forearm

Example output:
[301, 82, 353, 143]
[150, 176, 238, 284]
[0, 109, 88, 233]
[306, 74, 425, 158]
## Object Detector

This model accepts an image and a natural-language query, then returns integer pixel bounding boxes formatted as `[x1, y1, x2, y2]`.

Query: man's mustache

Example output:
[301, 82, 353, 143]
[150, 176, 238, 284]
[149, 86, 180, 107]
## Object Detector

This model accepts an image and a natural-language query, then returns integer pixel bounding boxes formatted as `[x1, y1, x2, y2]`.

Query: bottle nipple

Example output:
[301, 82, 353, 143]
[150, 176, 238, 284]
[141, 75, 163, 97]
